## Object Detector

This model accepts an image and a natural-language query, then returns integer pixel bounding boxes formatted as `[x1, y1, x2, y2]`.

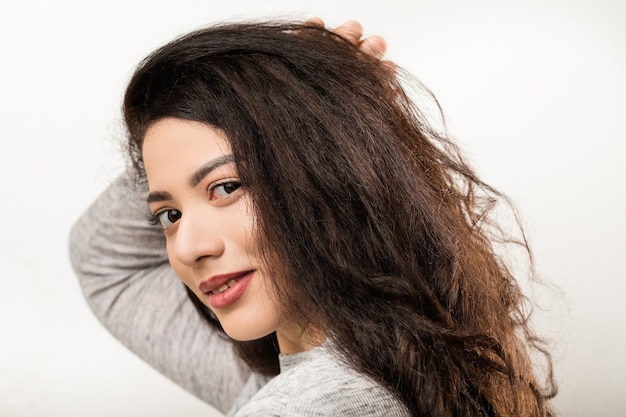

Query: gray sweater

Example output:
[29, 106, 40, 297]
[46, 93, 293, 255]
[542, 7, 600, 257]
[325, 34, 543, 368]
[69, 171, 410, 417]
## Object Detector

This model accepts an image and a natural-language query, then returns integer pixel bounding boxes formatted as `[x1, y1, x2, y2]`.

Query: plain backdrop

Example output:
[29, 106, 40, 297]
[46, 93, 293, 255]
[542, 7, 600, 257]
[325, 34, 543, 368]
[1, 0, 624, 416]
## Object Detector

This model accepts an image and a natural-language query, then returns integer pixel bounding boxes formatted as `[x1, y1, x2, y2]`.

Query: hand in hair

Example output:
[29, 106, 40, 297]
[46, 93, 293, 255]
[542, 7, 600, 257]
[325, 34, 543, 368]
[305, 18, 388, 59]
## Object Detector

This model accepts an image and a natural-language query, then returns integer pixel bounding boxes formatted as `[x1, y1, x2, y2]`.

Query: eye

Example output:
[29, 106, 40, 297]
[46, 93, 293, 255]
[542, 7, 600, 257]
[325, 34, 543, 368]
[155, 209, 182, 229]
[209, 181, 242, 201]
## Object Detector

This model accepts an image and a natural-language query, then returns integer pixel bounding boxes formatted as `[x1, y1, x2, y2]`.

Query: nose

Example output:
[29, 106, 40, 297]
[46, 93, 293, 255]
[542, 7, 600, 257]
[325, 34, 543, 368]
[170, 207, 225, 266]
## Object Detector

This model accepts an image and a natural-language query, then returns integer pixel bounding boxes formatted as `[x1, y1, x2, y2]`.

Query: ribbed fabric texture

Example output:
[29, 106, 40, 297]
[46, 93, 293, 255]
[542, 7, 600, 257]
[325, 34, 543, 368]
[69, 170, 409, 416]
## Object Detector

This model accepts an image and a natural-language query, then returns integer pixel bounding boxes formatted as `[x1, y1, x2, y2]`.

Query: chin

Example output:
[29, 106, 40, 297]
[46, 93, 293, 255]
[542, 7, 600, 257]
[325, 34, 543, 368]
[219, 318, 276, 342]
[224, 327, 273, 342]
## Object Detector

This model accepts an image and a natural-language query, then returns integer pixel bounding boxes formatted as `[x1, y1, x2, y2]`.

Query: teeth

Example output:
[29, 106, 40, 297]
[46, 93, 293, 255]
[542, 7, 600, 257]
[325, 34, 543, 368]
[214, 279, 239, 294]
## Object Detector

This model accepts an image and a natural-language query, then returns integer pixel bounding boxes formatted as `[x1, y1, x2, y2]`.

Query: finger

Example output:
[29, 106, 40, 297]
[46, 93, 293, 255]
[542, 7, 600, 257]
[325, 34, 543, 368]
[304, 17, 324, 27]
[359, 35, 387, 60]
[333, 20, 363, 45]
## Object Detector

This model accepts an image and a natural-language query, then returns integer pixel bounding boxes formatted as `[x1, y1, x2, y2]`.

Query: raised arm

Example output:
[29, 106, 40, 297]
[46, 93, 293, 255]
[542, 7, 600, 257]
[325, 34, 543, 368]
[69, 169, 251, 413]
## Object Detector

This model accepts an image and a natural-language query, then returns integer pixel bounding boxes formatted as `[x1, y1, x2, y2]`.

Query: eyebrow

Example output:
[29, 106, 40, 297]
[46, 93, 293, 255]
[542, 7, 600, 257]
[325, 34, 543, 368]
[146, 154, 236, 203]
[189, 154, 235, 187]
[147, 191, 173, 203]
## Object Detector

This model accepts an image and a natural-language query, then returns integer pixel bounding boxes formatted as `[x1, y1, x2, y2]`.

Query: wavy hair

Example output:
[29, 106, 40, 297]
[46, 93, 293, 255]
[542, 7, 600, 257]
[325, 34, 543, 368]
[123, 21, 556, 416]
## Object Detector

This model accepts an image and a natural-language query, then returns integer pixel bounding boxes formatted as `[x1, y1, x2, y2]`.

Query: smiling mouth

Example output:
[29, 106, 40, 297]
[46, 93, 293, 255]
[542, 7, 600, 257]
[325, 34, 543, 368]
[212, 279, 241, 294]
[199, 270, 254, 295]
[200, 271, 255, 310]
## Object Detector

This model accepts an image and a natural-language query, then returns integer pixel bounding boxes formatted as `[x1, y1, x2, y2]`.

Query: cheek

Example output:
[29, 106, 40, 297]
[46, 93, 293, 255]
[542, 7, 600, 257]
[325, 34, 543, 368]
[238, 201, 286, 300]
[166, 244, 194, 287]
[238, 197, 260, 254]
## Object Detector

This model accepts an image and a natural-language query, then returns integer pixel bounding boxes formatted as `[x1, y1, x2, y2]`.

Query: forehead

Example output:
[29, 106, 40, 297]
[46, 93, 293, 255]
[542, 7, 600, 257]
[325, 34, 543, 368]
[142, 118, 232, 183]
[143, 117, 230, 153]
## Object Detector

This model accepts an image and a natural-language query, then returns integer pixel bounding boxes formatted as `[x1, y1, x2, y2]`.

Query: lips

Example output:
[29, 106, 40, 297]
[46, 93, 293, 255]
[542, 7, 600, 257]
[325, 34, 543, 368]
[199, 270, 255, 309]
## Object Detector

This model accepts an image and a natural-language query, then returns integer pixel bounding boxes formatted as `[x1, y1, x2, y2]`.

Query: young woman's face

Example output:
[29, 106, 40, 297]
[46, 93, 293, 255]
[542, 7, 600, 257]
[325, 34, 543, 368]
[142, 118, 284, 345]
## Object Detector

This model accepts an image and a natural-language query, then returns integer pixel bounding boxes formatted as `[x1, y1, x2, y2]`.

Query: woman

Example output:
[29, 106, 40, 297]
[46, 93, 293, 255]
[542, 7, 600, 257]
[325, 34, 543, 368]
[70, 20, 556, 416]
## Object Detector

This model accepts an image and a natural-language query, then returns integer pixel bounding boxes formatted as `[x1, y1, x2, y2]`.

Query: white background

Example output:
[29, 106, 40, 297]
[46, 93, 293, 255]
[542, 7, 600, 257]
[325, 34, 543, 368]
[1, 0, 624, 416]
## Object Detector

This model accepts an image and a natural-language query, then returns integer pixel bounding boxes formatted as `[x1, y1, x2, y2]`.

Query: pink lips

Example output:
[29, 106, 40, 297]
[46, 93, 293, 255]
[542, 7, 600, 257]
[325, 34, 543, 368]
[199, 270, 254, 309]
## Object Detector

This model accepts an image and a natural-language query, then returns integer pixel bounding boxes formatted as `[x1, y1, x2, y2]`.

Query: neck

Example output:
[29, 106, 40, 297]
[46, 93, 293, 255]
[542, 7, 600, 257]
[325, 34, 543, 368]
[276, 324, 326, 354]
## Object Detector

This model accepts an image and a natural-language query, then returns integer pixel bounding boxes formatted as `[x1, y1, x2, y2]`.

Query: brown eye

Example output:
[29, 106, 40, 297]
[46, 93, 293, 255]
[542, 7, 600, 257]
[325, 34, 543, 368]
[210, 181, 242, 200]
[157, 209, 182, 229]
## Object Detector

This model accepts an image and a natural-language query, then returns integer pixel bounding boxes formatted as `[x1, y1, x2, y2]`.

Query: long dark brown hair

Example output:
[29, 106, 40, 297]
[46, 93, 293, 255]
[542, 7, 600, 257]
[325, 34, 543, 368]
[123, 21, 556, 417]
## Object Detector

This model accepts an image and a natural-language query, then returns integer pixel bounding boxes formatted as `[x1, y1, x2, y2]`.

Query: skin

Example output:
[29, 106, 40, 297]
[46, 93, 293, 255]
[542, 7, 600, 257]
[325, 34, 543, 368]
[143, 117, 317, 354]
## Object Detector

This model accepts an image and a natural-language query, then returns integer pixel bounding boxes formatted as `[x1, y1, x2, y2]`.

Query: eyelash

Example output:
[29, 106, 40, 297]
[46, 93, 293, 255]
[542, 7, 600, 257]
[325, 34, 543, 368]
[209, 180, 242, 200]
[147, 209, 181, 229]
[147, 211, 159, 226]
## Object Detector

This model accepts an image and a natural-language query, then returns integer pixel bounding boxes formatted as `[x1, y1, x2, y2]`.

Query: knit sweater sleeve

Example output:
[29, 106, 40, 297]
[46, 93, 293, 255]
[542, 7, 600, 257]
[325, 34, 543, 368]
[69, 169, 251, 414]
